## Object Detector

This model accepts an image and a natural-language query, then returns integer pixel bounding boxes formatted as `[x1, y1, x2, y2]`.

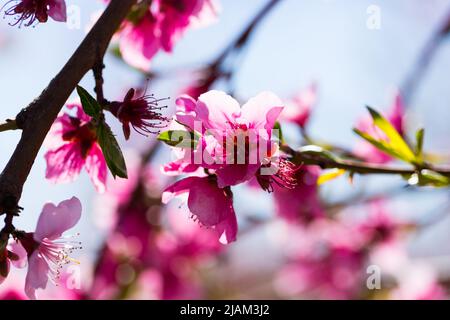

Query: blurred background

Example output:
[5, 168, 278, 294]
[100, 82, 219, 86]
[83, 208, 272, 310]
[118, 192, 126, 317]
[1, 0, 450, 299]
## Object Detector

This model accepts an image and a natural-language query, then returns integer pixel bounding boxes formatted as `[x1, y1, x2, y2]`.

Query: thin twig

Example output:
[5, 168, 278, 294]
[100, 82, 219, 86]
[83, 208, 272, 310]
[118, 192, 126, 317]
[283, 145, 450, 177]
[0, 119, 18, 133]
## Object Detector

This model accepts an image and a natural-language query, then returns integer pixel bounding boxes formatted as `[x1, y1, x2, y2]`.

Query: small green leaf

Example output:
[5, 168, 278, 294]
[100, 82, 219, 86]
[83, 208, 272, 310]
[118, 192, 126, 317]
[415, 128, 425, 163]
[76, 85, 101, 118]
[158, 130, 199, 148]
[96, 121, 127, 179]
[273, 122, 284, 144]
[364, 106, 416, 163]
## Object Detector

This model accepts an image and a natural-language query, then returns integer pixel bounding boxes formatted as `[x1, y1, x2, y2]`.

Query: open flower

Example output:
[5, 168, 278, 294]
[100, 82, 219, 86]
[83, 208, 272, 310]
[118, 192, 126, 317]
[116, 0, 219, 70]
[44, 102, 107, 193]
[272, 165, 324, 222]
[2, 0, 67, 27]
[162, 176, 237, 244]
[165, 90, 286, 188]
[109, 88, 169, 140]
[18, 197, 82, 300]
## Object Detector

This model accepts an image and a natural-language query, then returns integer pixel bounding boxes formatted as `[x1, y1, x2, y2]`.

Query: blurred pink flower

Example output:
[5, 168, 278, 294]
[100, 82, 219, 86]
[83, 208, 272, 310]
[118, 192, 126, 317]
[162, 176, 237, 244]
[354, 91, 406, 163]
[276, 220, 367, 299]
[280, 83, 317, 128]
[18, 197, 82, 300]
[272, 165, 324, 222]
[3, 0, 67, 27]
[116, 0, 219, 70]
[44, 102, 107, 193]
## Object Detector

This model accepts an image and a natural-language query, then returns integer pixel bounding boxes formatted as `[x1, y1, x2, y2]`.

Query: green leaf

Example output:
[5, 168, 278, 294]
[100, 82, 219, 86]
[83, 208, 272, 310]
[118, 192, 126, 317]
[76, 85, 101, 118]
[408, 170, 450, 188]
[415, 128, 425, 163]
[353, 128, 406, 160]
[96, 121, 127, 179]
[364, 106, 416, 163]
[158, 130, 199, 148]
[273, 122, 284, 144]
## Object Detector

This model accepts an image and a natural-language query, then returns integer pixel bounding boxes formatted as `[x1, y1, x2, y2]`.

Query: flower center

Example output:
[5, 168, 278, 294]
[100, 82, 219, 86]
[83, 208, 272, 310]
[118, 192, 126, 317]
[62, 118, 97, 159]
[256, 158, 299, 193]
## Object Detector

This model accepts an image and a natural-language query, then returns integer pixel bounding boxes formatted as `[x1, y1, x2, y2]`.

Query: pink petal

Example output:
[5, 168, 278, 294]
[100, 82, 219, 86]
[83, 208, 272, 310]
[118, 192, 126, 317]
[66, 102, 91, 123]
[241, 91, 284, 130]
[34, 197, 82, 242]
[7, 241, 27, 269]
[48, 0, 67, 22]
[162, 176, 199, 204]
[215, 207, 238, 244]
[45, 143, 85, 184]
[24, 252, 49, 300]
[196, 90, 241, 130]
[0, 259, 10, 285]
[85, 144, 108, 193]
[186, 177, 231, 226]
[119, 17, 160, 71]
[216, 164, 260, 188]
[44, 113, 74, 149]
[175, 95, 197, 129]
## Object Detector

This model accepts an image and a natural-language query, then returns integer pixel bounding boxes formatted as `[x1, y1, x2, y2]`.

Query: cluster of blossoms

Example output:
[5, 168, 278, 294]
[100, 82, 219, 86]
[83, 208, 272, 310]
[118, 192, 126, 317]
[89, 155, 222, 299]
[108, 0, 219, 70]
[44, 88, 168, 193]
[274, 201, 445, 300]
[0, 197, 82, 299]
[161, 90, 299, 244]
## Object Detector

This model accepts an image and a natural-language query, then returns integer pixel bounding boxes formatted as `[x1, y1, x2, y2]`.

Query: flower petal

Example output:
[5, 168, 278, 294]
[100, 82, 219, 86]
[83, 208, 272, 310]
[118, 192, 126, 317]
[186, 177, 235, 228]
[45, 143, 85, 185]
[24, 252, 49, 300]
[241, 91, 284, 130]
[85, 144, 108, 193]
[216, 164, 260, 188]
[196, 90, 241, 130]
[119, 17, 160, 71]
[7, 241, 27, 269]
[34, 197, 82, 242]
[48, 0, 67, 22]
[162, 176, 200, 204]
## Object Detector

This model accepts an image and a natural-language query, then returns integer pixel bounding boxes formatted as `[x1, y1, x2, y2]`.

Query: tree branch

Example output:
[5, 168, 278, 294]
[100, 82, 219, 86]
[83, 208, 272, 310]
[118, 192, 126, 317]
[283, 145, 450, 177]
[0, 119, 18, 133]
[0, 0, 137, 214]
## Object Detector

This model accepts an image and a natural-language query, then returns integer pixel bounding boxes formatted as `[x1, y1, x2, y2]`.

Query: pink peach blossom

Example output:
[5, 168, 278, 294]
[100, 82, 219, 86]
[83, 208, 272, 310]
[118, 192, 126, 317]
[165, 90, 285, 188]
[44, 102, 107, 193]
[18, 197, 82, 300]
[162, 176, 237, 244]
[272, 165, 324, 222]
